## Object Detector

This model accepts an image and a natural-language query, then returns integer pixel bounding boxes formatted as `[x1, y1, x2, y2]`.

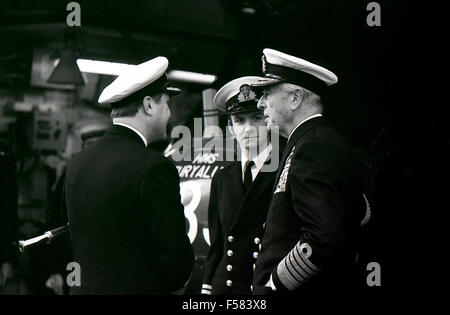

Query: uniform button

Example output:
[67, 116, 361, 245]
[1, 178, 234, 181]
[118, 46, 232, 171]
[227, 236, 235, 243]
[226, 265, 233, 272]
[250, 285, 253, 292]
[226, 280, 233, 287]
[262, 222, 266, 229]
[253, 264, 256, 271]
[227, 250, 234, 257]
[253, 252, 259, 259]
[254, 237, 261, 244]
[259, 244, 262, 251]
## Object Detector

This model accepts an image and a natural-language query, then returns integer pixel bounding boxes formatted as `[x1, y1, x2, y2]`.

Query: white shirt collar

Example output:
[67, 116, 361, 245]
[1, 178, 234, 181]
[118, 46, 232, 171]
[288, 114, 322, 142]
[113, 121, 148, 147]
[241, 143, 272, 182]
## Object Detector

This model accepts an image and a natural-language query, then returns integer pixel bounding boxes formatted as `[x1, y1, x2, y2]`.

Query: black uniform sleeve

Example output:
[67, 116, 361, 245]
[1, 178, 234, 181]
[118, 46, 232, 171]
[139, 159, 195, 293]
[272, 142, 357, 292]
[201, 174, 223, 294]
[45, 169, 72, 279]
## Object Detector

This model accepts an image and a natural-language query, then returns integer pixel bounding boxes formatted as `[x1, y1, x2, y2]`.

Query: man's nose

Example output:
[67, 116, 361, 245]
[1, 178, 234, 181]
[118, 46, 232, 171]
[243, 121, 256, 134]
[257, 98, 266, 109]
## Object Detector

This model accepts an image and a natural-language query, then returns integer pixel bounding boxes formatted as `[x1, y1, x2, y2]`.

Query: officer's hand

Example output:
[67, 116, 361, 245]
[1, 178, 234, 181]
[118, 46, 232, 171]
[0, 262, 14, 286]
[45, 274, 64, 295]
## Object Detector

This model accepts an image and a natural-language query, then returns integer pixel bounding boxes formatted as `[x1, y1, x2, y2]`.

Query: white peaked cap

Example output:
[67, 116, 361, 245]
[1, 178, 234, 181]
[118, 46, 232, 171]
[98, 56, 172, 104]
[263, 48, 338, 86]
[214, 76, 280, 113]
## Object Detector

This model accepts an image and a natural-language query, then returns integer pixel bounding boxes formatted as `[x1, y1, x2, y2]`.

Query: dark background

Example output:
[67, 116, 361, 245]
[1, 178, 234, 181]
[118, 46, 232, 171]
[0, 0, 444, 298]
[0, 0, 428, 151]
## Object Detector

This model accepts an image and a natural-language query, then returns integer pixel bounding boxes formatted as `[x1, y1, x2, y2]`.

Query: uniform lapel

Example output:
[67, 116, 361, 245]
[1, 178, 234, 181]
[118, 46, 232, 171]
[288, 116, 326, 146]
[272, 116, 327, 190]
[227, 159, 276, 234]
[219, 163, 246, 231]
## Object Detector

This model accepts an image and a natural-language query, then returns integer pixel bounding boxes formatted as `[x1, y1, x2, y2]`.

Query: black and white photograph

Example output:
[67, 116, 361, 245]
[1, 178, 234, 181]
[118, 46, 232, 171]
[0, 0, 441, 310]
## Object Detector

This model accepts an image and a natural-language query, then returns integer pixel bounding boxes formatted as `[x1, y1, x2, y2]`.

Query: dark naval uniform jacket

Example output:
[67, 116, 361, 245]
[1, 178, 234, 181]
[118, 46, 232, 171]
[64, 125, 194, 294]
[252, 116, 368, 297]
[202, 147, 281, 295]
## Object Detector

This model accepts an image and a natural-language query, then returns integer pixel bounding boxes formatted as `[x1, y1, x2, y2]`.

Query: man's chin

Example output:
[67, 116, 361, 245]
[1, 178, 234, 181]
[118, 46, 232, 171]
[152, 131, 168, 143]
[160, 134, 168, 142]
[242, 136, 259, 145]
[243, 143, 263, 156]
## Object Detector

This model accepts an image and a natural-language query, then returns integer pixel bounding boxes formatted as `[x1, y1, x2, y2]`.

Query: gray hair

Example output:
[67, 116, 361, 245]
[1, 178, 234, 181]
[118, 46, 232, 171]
[280, 83, 322, 111]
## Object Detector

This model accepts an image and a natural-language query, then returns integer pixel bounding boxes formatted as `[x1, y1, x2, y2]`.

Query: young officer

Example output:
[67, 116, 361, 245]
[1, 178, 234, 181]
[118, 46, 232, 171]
[201, 76, 283, 295]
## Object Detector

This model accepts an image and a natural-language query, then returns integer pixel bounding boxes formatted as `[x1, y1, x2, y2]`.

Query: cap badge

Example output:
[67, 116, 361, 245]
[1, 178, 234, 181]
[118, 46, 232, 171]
[237, 84, 257, 102]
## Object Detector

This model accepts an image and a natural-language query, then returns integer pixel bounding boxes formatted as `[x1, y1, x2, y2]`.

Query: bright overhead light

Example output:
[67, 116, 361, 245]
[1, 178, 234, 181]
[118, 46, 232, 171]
[76, 59, 135, 76]
[167, 70, 217, 85]
[77, 59, 217, 84]
[48, 49, 85, 85]
[242, 7, 256, 14]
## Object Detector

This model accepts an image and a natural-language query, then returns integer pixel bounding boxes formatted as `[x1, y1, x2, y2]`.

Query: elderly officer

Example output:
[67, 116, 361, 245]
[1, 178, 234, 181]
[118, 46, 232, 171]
[64, 56, 194, 294]
[201, 76, 283, 295]
[251, 49, 368, 297]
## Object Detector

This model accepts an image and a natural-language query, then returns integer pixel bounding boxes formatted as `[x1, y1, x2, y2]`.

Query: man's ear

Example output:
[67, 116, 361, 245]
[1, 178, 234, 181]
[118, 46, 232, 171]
[290, 88, 303, 111]
[142, 96, 153, 115]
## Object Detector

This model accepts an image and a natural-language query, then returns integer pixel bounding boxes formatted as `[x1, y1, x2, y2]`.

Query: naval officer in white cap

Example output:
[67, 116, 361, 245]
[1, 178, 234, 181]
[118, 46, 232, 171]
[251, 49, 369, 298]
[201, 76, 283, 295]
[64, 56, 194, 294]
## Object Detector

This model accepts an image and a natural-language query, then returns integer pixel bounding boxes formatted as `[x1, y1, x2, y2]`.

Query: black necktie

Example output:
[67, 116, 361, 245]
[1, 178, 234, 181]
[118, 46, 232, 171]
[243, 160, 255, 191]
